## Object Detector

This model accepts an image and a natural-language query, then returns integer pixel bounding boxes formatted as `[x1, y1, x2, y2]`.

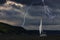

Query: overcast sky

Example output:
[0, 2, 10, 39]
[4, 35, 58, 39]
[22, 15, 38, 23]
[0, 0, 60, 30]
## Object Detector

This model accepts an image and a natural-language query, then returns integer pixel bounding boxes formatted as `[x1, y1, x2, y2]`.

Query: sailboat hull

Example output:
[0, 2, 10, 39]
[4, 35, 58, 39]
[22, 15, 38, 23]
[40, 34, 47, 37]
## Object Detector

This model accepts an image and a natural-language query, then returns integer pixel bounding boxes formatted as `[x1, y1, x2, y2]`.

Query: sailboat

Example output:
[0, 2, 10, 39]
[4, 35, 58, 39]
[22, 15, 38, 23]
[39, 0, 47, 37]
[39, 17, 42, 35]
[39, 18, 47, 37]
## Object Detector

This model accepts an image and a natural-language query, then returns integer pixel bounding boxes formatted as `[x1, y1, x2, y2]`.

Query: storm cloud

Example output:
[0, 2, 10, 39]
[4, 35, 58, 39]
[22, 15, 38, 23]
[0, 0, 60, 30]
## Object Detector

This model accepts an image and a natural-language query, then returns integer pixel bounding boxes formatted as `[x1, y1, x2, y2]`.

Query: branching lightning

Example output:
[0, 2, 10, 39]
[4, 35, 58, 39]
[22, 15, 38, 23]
[39, 0, 56, 35]
[21, 5, 32, 27]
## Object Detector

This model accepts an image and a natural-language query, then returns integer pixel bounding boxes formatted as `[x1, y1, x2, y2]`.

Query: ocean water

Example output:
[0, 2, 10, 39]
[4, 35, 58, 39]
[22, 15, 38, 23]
[43, 30, 60, 35]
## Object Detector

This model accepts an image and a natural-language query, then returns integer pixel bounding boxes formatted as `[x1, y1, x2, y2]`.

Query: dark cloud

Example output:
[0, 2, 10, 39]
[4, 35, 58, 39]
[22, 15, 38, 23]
[10, 0, 42, 5]
[45, 0, 60, 8]
[0, 0, 6, 4]
[0, 0, 60, 30]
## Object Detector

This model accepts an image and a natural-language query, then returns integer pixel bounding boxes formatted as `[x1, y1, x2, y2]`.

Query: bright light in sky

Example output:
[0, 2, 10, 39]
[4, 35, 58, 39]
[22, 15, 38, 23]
[5, 1, 24, 7]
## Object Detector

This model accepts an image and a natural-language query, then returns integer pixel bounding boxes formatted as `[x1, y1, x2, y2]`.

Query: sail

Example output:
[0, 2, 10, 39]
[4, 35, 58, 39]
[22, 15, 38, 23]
[39, 18, 42, 34]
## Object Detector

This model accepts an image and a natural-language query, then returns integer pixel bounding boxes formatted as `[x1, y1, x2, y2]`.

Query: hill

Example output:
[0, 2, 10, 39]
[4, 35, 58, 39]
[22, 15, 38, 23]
[0, 22, 26, 33]
[0, 22, 39, 35]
